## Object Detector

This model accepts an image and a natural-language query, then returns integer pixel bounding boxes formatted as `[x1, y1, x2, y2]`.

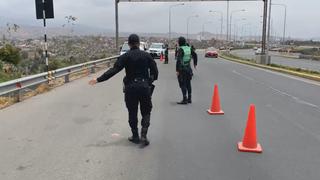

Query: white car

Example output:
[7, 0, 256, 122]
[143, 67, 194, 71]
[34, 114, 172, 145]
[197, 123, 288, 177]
[120, 42, 148, 55]
[148, 43, 166, 58]
[120, 42, 130, 55]
[255, 48, 262, 55]
[140, 42, 148, 51]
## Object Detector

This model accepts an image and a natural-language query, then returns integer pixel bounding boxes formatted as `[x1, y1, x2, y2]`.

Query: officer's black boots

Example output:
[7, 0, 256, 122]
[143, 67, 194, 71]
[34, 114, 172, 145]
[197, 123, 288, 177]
[128, 129, 140, 144]
[177, 97, 188, 105]
[140, 128, 150, 147]
[188, 95, 192, 104]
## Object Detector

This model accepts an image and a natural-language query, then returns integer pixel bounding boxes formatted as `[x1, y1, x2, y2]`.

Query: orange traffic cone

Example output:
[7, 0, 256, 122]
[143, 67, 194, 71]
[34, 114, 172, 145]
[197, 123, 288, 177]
[238, 104, 263, 153]
[207, 84, 224, 115]
[160, 53, 164, 61]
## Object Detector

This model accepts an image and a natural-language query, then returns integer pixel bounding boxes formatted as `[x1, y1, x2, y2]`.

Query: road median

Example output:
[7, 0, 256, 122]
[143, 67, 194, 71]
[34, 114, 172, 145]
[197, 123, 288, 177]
[219, 53, 320, 82]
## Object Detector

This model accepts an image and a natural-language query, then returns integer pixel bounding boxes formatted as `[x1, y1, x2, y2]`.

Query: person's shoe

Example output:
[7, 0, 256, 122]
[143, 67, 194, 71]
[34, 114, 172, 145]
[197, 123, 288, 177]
[140, 128, 150, 148]
[140, 136, 150, 147]
[177, 98, 188, 105]
[128, 129, 140, 144]
[188, 99, 192, 104]
[128, 136, 140, 144]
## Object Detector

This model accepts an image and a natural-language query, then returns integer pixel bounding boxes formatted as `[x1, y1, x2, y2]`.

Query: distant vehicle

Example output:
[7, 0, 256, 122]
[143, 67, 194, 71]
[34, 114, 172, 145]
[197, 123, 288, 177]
[253, 47, 258, 50]
[120, 42, 130, 55]
[219, 46, 226, 50]
[120, 42, 148, 55]
[205, 47, 218, 58]
[140, 42, 148, 51]
[255, 48, 262, 55]
[148, 43, 166, 58]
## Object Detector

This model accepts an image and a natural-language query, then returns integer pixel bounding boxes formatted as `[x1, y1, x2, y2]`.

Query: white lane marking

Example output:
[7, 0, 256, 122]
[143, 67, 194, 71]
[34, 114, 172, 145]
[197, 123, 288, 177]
[267, 105, 320, 142]
[232, 70, 255, 81]
[268, 85, 320, 111]
[221, 58, 320, 87]
[232, 70, 320, 111]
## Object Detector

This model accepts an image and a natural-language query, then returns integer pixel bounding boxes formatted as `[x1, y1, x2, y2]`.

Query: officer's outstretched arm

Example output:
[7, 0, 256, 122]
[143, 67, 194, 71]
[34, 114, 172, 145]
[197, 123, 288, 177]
[95, 56, 125, 83]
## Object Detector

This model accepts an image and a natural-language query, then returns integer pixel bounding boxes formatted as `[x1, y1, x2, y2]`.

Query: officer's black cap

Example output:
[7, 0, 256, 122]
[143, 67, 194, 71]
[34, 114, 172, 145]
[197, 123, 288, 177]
[128, 34, 140, 45]
[178, 37, 186, 46]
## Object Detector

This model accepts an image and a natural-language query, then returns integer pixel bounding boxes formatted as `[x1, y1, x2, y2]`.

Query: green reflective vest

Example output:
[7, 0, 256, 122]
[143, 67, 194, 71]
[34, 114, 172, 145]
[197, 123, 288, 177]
[180, 46, 191, 67]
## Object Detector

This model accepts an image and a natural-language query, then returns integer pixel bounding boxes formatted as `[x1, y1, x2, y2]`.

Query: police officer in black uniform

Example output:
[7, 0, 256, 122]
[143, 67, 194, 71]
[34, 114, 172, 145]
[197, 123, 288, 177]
[164, 44, 169, 64]
[89, 34, 158, 147]
[176, 37, 197, 104]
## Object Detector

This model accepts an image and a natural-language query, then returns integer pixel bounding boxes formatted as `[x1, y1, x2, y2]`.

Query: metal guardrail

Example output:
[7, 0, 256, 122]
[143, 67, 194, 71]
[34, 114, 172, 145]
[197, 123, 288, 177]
[0, 56, 119, 97]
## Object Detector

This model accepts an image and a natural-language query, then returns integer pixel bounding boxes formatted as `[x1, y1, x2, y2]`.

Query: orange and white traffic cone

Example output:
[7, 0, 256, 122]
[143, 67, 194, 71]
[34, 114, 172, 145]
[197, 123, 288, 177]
[207, 84, 224, 115]
[238, 104, 263, 153]
[160, 53, 164, 62]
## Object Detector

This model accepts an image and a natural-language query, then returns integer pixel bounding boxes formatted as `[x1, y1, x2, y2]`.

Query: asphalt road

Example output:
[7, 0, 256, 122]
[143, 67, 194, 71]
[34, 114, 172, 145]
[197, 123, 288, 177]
[232, 49, 320, 72]
[1, 52, 320, 180]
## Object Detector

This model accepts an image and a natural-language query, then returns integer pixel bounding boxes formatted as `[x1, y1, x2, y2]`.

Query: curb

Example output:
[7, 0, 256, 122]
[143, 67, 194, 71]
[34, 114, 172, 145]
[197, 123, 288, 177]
[272, 54, 300, 59]
[219, 54, 320, 82]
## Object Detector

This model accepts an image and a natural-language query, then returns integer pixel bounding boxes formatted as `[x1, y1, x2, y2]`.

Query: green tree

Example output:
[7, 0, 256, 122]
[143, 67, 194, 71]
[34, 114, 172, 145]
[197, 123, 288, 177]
[0, 44, 22, 65]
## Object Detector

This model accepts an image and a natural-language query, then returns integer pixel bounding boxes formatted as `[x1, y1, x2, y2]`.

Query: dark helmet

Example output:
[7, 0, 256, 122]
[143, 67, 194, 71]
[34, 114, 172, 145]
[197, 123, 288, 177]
[178, 37, 186, 46]
[128, 34, 140, 45]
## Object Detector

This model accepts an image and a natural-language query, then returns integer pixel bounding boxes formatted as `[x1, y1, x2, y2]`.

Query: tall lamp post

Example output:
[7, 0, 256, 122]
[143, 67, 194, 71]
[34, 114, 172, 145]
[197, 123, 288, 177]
[226, 0, 230, 42]
[187, 15, 199, 41]
[241, 23, 251, 41]
[209, 10, 223, 40]
[169, 3, 184, 45]
[233, 18, 246, 41]
[230, 9, 246, 42]
[202, 21, 213, 41]
[272, 3, 287, 45]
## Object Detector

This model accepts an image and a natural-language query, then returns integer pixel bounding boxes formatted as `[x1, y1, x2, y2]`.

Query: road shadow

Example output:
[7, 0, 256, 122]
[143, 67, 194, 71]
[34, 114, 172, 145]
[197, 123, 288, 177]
[86, 138, 137, 148]
[169, 101, 178, 106]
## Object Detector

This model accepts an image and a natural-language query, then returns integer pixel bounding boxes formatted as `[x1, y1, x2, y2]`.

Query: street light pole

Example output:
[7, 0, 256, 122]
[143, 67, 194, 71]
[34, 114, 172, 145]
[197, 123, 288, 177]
[267, 0, 272, 52]
[226, 0, 230, 42]
[169, 3, 184, 45]
[115, 0, 119, 51]
[230, 9, 246, 42]
[233, 18, 246, 42]
[272, 3, 287, 44]
[202, 21, 213, 41]
[209, 10, 223, 40]
[241, 23, 251, 41]
[187, 15, 199, 41]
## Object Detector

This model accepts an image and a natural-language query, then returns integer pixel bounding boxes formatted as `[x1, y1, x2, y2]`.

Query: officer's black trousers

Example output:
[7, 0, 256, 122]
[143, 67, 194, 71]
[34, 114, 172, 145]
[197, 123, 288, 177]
[125, 84, 152, 131]
[164, 55, 169, 64]
[178, 71, 192, 99]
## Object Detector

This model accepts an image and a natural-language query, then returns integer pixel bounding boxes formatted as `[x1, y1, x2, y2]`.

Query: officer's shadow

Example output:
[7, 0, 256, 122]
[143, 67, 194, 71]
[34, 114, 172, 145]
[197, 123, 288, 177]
[86, 138, 137, 148]
[169, 102, 179, 106]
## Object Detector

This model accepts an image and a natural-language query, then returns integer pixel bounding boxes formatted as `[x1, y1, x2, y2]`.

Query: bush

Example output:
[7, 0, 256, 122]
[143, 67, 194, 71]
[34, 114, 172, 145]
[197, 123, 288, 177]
[49, 60, 63, 70]
[0, 44, 22, 65]
[0, 60, 3, 70]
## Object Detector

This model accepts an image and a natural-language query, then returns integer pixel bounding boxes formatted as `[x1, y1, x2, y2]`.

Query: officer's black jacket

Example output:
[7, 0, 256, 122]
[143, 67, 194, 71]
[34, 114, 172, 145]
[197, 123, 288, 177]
[97, 47, 158, 83]
[176, 46, 198, 72]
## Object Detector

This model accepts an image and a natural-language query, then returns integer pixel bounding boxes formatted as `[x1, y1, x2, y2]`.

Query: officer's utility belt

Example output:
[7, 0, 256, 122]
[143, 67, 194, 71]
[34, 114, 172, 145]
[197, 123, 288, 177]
[133, 78, 147, 83]
[123, 78, 149, 93]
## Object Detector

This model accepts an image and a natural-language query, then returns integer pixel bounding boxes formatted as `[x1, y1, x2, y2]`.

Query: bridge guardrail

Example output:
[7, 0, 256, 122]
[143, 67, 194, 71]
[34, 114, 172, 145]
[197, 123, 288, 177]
[0, 56, 119, 97]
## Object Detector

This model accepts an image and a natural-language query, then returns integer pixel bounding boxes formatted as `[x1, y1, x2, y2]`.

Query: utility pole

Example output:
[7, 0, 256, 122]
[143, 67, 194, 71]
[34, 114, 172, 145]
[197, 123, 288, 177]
[226, 0, 230, 42]
[115, 0, 119, 51]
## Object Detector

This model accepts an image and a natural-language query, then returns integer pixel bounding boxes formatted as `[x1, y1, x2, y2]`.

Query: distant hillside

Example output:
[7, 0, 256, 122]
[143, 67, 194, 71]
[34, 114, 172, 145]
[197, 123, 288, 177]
[0, 24, 114, 39]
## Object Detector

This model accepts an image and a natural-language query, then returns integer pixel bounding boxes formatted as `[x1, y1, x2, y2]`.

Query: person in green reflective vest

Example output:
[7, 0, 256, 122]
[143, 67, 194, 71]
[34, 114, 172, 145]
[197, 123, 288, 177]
[176, 37, 198, 104]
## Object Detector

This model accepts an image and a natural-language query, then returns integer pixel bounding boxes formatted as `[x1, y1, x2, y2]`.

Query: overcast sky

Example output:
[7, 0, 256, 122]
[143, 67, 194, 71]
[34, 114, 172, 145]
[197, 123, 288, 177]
[0, 0, 319, 39]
